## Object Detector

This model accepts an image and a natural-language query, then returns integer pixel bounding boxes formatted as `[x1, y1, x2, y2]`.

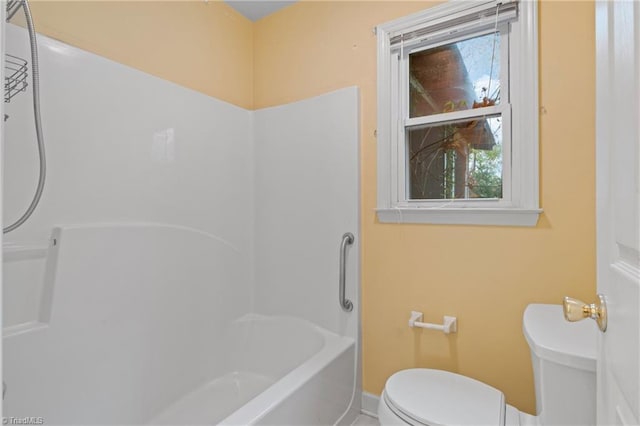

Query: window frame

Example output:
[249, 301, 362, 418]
[376, 0, 541, 226]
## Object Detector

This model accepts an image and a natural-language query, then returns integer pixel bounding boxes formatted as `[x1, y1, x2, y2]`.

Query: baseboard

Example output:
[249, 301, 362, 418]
[361, 391, 380, 418]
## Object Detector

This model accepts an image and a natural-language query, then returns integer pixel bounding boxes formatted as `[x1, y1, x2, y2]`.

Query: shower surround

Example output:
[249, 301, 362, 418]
[2, 24, 360, 425]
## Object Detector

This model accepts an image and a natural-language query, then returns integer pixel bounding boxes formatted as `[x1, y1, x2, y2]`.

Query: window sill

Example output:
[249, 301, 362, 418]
[376, 208, 542, 227]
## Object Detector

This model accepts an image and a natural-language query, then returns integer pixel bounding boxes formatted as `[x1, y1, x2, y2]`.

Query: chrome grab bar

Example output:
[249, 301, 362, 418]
[339, 232, 354, 312]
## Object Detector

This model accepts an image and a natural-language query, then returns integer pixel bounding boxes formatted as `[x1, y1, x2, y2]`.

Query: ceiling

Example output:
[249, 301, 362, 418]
[223, 1, 298, 22]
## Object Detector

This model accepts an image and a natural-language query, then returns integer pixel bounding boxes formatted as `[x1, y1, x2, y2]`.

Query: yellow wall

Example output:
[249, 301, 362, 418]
[23, 1, 254, 109]
[20, 0, 595, 414]
[254, 0, 596, 414]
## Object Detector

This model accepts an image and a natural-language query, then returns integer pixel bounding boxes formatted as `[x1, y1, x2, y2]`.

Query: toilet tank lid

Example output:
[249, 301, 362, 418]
[385, 369, 505, 426]
[523, 304, 597, 372]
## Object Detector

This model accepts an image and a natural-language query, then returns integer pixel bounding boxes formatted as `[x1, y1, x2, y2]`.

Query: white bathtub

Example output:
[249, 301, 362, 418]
[151, 314, 355, 425]
[3, 224, 358, 425]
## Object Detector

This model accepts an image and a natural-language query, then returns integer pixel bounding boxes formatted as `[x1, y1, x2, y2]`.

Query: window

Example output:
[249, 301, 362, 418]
[376, 0, 541, 226]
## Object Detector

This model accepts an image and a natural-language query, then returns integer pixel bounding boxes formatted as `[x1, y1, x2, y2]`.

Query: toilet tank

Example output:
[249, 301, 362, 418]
[523, 304, 597, 426]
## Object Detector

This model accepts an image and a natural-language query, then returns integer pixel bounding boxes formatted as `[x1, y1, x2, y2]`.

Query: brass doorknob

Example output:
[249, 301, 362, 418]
[563, 294, 607, 332]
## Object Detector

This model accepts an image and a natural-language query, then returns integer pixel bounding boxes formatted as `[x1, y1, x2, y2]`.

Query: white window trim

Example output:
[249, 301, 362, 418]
[376, 0, 541, 227]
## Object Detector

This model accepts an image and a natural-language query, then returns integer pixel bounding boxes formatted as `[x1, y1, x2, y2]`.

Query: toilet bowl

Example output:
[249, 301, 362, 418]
[377, 304, 597, 426]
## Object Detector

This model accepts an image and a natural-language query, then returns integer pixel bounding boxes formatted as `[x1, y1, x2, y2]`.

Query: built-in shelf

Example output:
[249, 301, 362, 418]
[3, 240, 51, 261]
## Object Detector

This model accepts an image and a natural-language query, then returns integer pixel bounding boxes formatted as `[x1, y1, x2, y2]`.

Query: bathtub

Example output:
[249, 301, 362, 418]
[4, 314, 355, 426]
[151, 314, 355, 425]
[3, 224, 358, 425]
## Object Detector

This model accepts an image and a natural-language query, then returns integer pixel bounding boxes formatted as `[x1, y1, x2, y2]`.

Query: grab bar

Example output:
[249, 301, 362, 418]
[339, 232, 355, 312]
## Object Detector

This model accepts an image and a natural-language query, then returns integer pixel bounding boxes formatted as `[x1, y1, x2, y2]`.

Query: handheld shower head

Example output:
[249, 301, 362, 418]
[3, 0, 47, 234]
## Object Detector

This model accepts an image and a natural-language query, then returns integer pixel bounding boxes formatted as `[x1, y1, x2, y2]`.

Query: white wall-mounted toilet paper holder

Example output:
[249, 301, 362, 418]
[408, 311, 457, 334]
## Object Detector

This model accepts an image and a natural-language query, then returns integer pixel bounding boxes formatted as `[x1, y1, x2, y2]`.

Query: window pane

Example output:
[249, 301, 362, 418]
[409, 32, 501, 118]
[407, 116, 503, 200]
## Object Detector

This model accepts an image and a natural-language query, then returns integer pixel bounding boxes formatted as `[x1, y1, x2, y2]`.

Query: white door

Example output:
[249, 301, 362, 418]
[595, 1, 640, 425]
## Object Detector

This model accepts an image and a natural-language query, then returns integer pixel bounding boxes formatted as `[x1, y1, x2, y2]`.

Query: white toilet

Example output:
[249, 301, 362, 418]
[378, 304, 597, 425]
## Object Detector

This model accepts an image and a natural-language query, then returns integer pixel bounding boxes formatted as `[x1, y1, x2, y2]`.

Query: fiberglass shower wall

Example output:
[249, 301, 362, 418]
[3, 23, 256, 423]
[3, 21, 360, 424]
[2, 23, 255, 328]
[252, 88, 360, 339]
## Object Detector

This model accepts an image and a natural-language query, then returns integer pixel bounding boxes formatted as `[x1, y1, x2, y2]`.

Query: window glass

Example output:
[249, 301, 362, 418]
[409, 32, 501, 118]
[406, 115, 503, 199]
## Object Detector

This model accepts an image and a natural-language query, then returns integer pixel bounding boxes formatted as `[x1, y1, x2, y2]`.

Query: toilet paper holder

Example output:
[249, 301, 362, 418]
[408, 311, 457, 334]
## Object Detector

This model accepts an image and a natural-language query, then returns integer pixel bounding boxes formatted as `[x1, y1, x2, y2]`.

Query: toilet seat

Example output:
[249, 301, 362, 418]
[382, 369, 506, 426]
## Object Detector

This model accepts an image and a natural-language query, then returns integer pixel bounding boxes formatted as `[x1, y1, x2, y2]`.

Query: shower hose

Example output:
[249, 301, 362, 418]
[4, 0, 46, 234]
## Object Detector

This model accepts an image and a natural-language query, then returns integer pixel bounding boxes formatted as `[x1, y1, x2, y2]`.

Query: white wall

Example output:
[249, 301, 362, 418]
[4, 23, 360, 341]
[253, 88, 360, 340]
[3, 24, 255, 327]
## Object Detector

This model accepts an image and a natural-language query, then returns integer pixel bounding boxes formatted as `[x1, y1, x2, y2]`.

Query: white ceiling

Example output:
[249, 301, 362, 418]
[223, 1, 298, 21]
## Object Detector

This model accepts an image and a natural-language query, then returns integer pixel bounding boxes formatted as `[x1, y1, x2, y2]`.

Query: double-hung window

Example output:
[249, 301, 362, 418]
[376, 0, 541, 226]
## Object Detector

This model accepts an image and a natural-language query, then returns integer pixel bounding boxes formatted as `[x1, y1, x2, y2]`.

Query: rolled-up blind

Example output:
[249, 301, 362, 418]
[389, 0, 518, 51]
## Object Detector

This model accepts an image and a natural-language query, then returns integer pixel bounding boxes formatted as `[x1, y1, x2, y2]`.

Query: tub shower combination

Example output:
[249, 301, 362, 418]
[2, 4, 360, 424]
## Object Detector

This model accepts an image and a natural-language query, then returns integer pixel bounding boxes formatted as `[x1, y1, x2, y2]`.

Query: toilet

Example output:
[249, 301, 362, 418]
[378, 304, 597, 425]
